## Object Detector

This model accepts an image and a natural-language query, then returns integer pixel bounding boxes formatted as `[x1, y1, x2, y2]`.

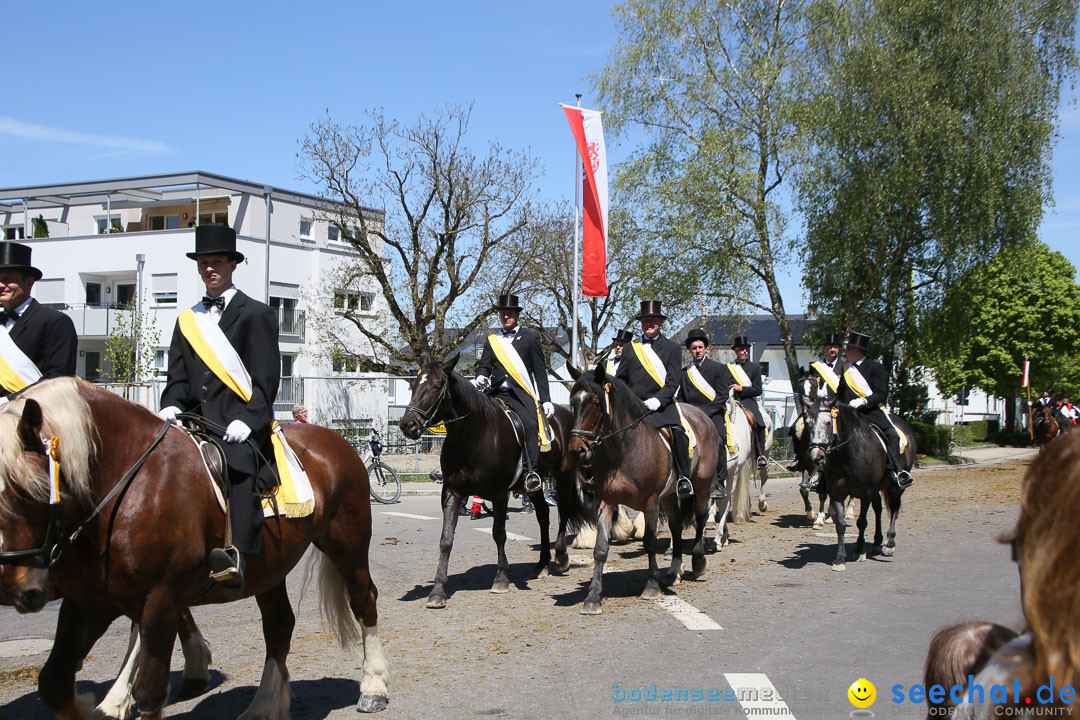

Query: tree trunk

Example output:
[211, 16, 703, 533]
[1004, 395, 1016, 432]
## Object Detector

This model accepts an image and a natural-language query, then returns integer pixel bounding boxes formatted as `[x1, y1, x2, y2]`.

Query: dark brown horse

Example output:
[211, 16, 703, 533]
[398, 353, 588, 609]
[567, 364, 718, 615]
[0, 378, 390, 719]
[1034, 403, 1072, 448]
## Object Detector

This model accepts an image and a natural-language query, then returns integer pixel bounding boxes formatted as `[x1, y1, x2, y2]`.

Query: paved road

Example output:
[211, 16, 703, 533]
[0, 452, 1031, 719]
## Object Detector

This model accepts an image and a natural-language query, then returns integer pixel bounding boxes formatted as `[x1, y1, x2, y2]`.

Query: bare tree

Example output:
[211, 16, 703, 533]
[298, 103, 539, 371]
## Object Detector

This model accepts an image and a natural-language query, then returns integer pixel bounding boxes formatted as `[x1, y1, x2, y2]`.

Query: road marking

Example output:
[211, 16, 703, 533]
[654, 595, 722, 631]
[473, 527, 536, 543]
[724, 673, 797, 719]
[381, 512, 438, 521]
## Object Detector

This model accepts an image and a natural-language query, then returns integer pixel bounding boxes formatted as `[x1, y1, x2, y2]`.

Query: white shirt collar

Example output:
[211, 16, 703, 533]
[198, 285, 238, 311]
[2, 296, 33, 329]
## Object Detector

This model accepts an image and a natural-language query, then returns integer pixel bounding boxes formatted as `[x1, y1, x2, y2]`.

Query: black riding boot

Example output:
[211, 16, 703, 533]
[712, 441, 728, 500]
[755, 426, 768, 468]
[885, 429, 913, 489]
[670, 426, 694, 499]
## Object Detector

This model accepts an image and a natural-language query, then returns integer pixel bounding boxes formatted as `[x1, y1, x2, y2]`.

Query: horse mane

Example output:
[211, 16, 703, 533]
[419, 359, 497, 421]
[0, 377, 98, 516]
[572, 367, 646, 428]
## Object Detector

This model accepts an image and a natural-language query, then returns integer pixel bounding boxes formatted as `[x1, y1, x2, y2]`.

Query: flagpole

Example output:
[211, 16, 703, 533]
[571, 93, 582, 370]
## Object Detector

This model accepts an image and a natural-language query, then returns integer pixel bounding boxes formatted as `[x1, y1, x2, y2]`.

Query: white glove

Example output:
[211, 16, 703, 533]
[471, 375, 490, 391]
[159, 405, 182, 426]
[224, 419, 252, 443]
[849, 398, 867, 409]
[644, 397, 661, 412]
[543, 402, 555, 418]
[0, 396, 8, 407]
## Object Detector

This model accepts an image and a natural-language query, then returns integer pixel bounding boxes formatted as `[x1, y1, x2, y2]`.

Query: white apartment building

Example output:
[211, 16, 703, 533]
[0, 171, 388, 425]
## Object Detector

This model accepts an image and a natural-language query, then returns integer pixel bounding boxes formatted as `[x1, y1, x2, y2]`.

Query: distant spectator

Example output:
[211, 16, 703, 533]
[291, 405, 309, 424]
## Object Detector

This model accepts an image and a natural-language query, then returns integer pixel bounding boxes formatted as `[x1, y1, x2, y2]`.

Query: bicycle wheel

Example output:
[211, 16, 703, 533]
[368, 461, 401, 504]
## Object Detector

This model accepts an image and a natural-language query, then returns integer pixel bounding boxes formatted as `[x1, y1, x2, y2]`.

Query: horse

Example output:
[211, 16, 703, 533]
[707, 389, 754, 550]
[398, 353, 588, 610]
[792, 372, 854, 528]
[0, 378, 390, 719]
[1033, 403, 1074, 448]
[803, 388, 916, 571]
[746, 406, 775, 515]
[567, 364, 718, 615]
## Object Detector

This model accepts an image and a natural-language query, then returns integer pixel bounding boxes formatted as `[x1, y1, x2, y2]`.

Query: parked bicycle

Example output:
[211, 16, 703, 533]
[363, 429, 401, 504]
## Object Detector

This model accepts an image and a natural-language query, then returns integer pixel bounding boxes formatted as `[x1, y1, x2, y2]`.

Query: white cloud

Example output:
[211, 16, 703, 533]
[0, 117, 170, 154]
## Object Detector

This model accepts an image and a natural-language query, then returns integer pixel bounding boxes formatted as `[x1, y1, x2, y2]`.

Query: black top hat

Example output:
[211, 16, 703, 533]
[846, 332, 871, 352]
[731, 335, 751, 349]
[636, 300, 666, 320]
[496, 293, 522, 311]
[612, 329, 634, 344]
[186, 225, 244, 262]
[685, 328, 710, 349]
[0, 242, 43, 280]
[823, 332, 843, 346]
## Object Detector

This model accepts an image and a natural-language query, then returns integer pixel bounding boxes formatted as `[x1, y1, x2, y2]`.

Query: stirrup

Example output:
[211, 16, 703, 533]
[209, 546, 243, 586]
[756, 455, 768, 468]
[709, 479, 727, 501]
[895, 470, 914, 489]
[799, 472, 820, 491]
[524, 471, 542, 494]
[676, 476, 694, 499]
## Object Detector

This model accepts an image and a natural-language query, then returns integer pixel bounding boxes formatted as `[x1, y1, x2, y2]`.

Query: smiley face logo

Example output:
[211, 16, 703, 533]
[848, 678, 876, 708]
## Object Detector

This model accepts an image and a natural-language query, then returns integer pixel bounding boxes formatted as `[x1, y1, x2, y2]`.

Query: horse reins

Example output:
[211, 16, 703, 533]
[405, 373, 471, 429]
[570, 383, 652, 454]
[0, 419, 172, 569]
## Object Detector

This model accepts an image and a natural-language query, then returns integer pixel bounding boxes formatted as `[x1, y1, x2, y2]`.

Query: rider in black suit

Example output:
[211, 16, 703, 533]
[679, 328, 735, 499]
[730, 336, 768, 469]
[794, 332, 846, 485]
[473, 293, 553, 493]
[616, 300, 694, 498]
[159, 226, 280, 592]
[0, 242, 77, 398]
[836, 331, 912, 489]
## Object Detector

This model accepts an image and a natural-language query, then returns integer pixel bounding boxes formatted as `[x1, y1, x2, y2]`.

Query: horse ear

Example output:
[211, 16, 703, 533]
[567, 364, 583, 380]
[442, 353, 460, 372]
[18, 399, 43, 448]
[593, 362, 607, 382]
[419, 351, 431, 368]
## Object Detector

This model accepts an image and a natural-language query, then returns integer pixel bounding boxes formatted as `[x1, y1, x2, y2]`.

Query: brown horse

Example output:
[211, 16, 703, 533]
[0, 378, 389, 719]
[1034, 403, 1071, 448]
[567, 364, 718, 615]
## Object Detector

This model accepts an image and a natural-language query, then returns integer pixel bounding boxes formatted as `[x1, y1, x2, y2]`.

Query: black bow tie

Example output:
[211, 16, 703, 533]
[641, 336, 654, 344]
[0, 309, 18, 324]
[202, 295, 225, 311]
[502, 329, 517, 338]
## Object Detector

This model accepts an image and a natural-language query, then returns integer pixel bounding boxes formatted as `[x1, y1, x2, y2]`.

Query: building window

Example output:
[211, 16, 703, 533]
[96, 217, 123, 234]
[759, 361, 770, 377]
[86, 282, 103, 307]
[154, 348, 168, 376]
[85, 351, 101, 381]
[300, 218, 313, 240]
[114, 283, 136, 307]
[198, 211, 228, 226]
[149, 215, 180, 231]
[3, 226, 24, 240]
[270, 296, 302, 336]
[152, 273, 177, 305]
[332, 355, 359, 373]
[334, 290, 373, 313]
[328, 225, 340, 242]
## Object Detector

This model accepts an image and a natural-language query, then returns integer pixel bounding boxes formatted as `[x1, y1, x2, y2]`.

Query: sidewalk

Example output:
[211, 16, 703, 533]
[392, 445, 1038, 497]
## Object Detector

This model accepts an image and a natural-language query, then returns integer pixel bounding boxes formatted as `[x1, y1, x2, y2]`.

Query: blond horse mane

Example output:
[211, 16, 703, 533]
[0, 378, 98, 516]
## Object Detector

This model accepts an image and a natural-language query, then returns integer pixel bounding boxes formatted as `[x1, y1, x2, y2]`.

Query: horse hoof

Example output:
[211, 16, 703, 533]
[806, 510, 817, 523]
[660, 571, 680, 588]
[581, 601, 603, 615]
[642, 582, 663, 598]
[426, 595, 447, 609]
[554, 558, 570, 574]
[704, 538, 718, 553]
[179, 677, 209, 698]
[357, 693, 389, 713]
[534, 564, 550, 579]
[691, 555, 708, 577]
[832, 563, 846, 572]
[758, 499, 768, 512]
[856, 552, 867, 562]
[881, 545, 895, 557]
[490, 581, 510, 594]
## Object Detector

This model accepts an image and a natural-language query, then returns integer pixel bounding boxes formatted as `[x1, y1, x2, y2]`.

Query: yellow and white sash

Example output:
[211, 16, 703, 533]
[811, 361, 840, 393]
[685, 364, 716, 401]
[178, 306, 314, 518]
[0, 329, 43, 393]
[843, 365, 873, 399]
[605, 357, 618, 376]
[630, 340, 667, 388]
[727, 362, 752, 388]
[674, 402, 698, 459]
[487, 334, 551, 452]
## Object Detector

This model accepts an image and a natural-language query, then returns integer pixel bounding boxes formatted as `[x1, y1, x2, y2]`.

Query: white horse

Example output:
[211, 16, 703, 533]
[710, 390, 756, 548]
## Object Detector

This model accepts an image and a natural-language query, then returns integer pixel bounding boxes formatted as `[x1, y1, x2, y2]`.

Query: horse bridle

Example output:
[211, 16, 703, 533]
[405, 373, 470, 429]
[570, 383, 651, 458]
[0, 419, 172, 569]
[807, 404, 853, 456]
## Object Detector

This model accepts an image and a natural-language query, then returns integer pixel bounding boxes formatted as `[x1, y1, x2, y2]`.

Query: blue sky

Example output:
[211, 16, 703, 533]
[2, 1, 1076, 313]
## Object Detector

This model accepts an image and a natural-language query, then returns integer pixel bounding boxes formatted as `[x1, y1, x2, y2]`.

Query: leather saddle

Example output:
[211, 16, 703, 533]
[179, 420, 229, 501]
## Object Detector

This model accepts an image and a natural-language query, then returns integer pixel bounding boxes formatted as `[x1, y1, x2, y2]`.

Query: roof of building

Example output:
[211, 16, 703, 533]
[0, 170, 380, 216]
[675, 314, 822, 347]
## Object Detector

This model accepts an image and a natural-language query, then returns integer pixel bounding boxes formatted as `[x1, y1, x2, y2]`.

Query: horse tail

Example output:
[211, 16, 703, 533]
[316, 551, 362, 650]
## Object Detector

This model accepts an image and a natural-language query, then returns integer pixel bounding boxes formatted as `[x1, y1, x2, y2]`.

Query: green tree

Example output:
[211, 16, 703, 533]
[31, 214, 48, 238]
[594, 0, 813, 399]
[923, 241, 1080, 430]
[101, 294, 161, 386]
[799, 0, 1078, 374]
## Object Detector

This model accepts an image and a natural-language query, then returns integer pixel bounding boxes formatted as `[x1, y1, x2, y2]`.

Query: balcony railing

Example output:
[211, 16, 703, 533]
[274, 377, 303, 410]
[60, 303, 134, 336]
[278, 308, 305, 341]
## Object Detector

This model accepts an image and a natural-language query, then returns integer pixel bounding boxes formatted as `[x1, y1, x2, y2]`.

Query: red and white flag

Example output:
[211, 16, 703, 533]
[1022, 360, 1030, 388]
[562, 105, 609, 297]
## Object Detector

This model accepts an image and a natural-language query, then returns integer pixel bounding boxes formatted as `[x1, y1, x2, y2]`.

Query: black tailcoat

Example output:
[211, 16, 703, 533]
[616, 334, 682, 427]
